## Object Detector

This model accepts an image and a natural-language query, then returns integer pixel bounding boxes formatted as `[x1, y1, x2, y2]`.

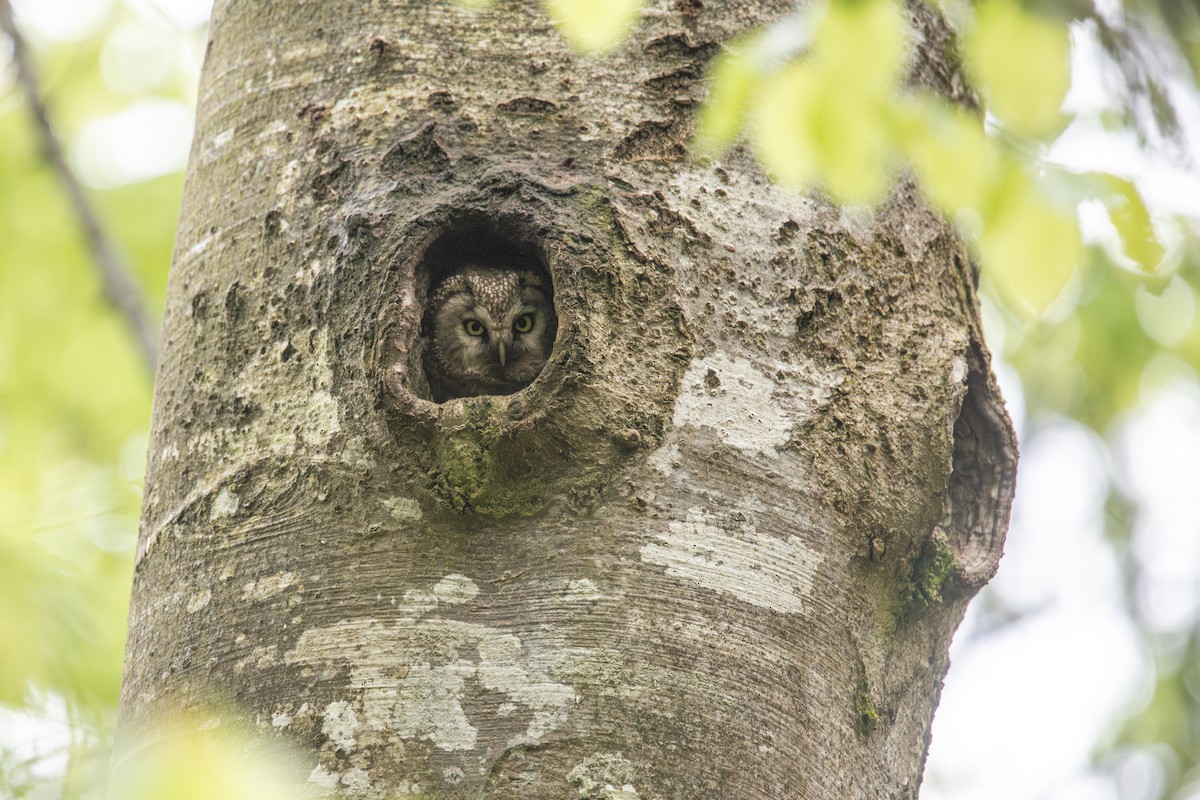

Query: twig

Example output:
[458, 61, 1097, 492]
[0, 0, 159, 370]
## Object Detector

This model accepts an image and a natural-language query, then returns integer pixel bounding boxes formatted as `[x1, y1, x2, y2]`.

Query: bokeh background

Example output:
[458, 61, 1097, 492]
[1, 0, 1198, 798]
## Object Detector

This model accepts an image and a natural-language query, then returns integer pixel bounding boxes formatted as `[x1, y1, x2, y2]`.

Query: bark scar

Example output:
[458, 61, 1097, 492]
[939, 342, 1018, 587]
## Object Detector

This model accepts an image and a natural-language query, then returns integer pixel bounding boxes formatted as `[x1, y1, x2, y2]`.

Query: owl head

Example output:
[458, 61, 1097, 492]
[422, 265, 557, 402]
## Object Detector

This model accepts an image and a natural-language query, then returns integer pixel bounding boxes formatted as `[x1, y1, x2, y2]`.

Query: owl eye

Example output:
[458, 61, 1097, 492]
[463, 319, 485, 337]
[513, 314, 535, 334]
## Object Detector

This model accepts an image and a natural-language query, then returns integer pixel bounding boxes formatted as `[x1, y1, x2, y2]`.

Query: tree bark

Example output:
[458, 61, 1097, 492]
[118, 1, 1016, 798]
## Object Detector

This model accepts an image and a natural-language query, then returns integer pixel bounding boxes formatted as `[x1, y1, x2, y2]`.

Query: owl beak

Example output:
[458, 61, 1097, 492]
[496, 339, 507, 367]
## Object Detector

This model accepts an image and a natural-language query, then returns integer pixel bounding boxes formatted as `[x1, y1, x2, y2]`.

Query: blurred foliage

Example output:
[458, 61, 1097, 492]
[694, 0, 1172, 315]
[108, 711, 305, 800]
[460, 0, 646, 54]
[543, 0, 645, 54]
[0, 0, 193, 795]
[0, 0, 1198, 799]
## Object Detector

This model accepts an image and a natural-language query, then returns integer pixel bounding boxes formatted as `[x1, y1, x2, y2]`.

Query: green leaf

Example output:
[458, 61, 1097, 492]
[900, 94, 994, 214]
[753, 62, 823, 189]
[0, 605, 35, 705]
[753, 63, 895, 203]
[752, 0, 907, 203]
[813, 0, 908, 95]
[110, 714, 302, 800]
[966, 0, 1070, 137]
[979, 170, 1082, 314]
[1134, 276, 1195, 346]
[0, 536, 130, 710]
[543, 0, 644, 55]
[695, 37, 762, 155]
[814, 85, 895, 202]
[1104, 176, 1165, 272]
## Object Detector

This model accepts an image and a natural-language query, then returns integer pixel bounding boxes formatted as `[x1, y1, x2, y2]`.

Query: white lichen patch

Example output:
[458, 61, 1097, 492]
[183, 231, 216, 260]
[308, 765, 339, 791]
[242, 571, 298, 601]
[837, 204, 877, 241]
[271, 710, 293, 729]
[276, 159, 301, 197]
[646, 441, 683, 478]
[210, 486, 239, 520]
[398, 589, 439, 617]
[300, 390, 341, 447]
[280, 41, 330, 63]
[381, 496, 423, 524]
[432, 574, 478, 606]
[322, 701, 359, 753]
[393, 782, 426, 796]
[286, 578, 582, 756]
[640, 508, 823, 615]
[673, 353, 791, 458]
[391, 660, 479, 751]
[664, 166, 817, 244]
[475, 633, 577, 744]
[950, 355, 968, 386]
[290, 257, 326, 290]
[256, 119, 290, 140]
[211, 127, 235, 150]
[565, 579, 602, 602]
[220, 327, 359, 459]
[186, 588, 212, 613]
[234, 644, 279, 674]
[288, 618, 580, 753]
[567, 754, 641, 799]
[329, 86, 420, 132]
[341, 768, 371, 792]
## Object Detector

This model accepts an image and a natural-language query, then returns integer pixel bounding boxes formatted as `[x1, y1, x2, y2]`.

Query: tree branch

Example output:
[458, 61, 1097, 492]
[0, 0, 159, 371]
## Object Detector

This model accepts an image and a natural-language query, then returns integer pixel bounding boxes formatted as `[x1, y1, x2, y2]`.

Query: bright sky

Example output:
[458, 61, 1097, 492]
[10, 0, 209, 188]
[928, 20, 1200, 795]
[926, 372, 1200, 800]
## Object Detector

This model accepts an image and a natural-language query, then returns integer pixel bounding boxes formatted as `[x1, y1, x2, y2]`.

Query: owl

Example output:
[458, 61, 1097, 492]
[422, 265, 557, 402]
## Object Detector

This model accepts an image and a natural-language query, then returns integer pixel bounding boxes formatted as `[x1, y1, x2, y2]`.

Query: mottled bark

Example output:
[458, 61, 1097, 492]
[118, 1, 1016, 798]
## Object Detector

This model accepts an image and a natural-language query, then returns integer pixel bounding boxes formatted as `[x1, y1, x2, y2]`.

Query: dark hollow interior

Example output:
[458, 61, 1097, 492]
[415, 215, 557, 401]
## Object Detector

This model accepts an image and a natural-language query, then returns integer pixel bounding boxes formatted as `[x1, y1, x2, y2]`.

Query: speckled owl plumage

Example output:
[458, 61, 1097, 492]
[422, 265, 556, 402]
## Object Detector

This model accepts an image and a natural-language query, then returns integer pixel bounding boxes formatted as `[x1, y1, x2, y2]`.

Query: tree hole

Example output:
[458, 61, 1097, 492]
[415, 216, 557, 402]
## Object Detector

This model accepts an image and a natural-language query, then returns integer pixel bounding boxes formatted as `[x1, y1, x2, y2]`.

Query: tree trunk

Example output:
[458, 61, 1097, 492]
[117, 1, 1016, 798]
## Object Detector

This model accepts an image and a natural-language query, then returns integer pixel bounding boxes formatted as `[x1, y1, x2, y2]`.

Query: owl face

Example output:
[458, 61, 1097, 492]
[423, 266, 556, 401]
